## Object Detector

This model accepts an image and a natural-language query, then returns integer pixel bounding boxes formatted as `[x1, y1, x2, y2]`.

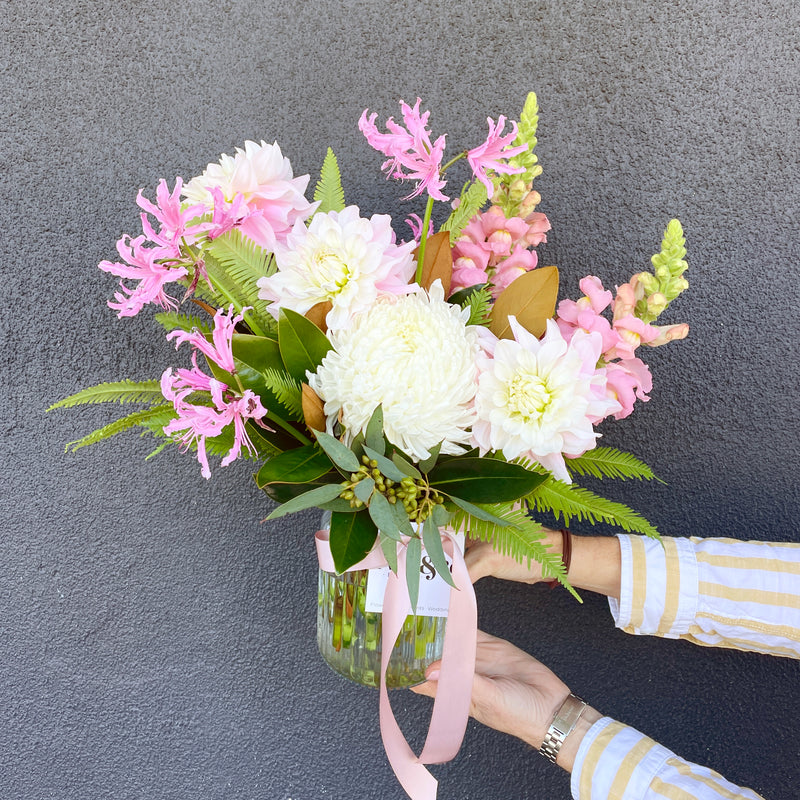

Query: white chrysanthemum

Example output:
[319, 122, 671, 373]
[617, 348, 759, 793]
[473, 318, 621, 483]
[308, 282, 480, 460]
[257, 206, 416, 331]
[182, 140, 314, 248]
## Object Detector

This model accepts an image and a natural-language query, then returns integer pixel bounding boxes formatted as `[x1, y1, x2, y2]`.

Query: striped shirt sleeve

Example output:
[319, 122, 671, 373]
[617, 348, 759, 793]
[607, 535, 800, 658]
[571, 717, 766, 800]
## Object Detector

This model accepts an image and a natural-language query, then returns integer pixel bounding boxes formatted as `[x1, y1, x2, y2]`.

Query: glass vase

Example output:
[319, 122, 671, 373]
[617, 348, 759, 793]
[317, 567, 447, 689]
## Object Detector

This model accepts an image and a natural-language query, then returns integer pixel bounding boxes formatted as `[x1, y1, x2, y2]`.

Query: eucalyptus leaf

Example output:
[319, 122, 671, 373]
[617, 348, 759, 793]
[354, 477, 375, 504]
[447, 495, 513, 526]
[314, 429, 361, 472]
[364, 406, 385, 455]
[422, 516, 456, 589]
[431, 503, 451, 529]
[362, 445, 406, 482]
[418, 442, 442, 473]
[391, 452, 422, 480]
[330, 511, 378, 574]
[367, 491, 402, 540]
[389, 499, 415, 537]
[380, 533, 398, 573]
[406, 536, 422, 614]
[265, 482, 344, 520]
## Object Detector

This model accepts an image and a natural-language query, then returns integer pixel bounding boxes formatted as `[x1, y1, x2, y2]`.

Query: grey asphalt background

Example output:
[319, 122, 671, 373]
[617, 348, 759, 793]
[3, 1, 799, 798]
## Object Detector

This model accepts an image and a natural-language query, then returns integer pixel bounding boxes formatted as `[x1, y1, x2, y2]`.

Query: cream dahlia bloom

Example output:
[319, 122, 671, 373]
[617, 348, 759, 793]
[182, 140, 314, 249]
[308, 282, 480, 460]
[257, 206, 416, 330]
[473, 318, 621, 483]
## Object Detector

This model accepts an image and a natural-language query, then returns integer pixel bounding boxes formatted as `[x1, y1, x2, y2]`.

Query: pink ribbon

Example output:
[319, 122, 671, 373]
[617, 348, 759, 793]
[315, 529, 477, 800]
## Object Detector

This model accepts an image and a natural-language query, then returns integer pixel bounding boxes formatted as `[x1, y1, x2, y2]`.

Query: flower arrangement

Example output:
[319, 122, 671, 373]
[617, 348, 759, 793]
[51, 92, 690, 799]
[52, 90, 689, 614]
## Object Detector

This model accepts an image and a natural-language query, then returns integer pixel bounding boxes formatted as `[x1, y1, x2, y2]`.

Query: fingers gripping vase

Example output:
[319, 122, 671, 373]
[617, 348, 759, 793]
[317, 566, 447, 688]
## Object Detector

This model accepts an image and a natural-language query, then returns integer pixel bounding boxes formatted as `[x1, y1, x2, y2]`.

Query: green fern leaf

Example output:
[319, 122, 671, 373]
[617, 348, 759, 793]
[48, 380, 165, 411]
[64, 405, 176, 452]
[313, 148, 346, 214]
[527, 478, 660, 538]
[451, 502, 579, 599]
[154, 310, 212, 335]
[203, 231, 277, 335]
[262, 368, 303, 420]
[440, 180, 487, 244]
[565, 447, 660, 482]
[462, 286, 493, 326]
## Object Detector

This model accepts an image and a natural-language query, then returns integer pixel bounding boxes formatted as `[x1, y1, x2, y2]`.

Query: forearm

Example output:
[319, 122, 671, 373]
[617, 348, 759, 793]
[547, 530, 622, 600]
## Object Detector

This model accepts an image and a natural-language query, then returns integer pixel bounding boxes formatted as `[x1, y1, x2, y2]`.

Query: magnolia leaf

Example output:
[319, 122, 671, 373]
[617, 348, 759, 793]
[255, 445, 332, 488]
[278, 308, 332, 382]
[429, 457, 545, 503]
[330, 510, 378, 574]
[301, 384, 326, 434]
[305, 300, 332, 333]
[490, 265, 559, 339]
[413, 231, 452, 295]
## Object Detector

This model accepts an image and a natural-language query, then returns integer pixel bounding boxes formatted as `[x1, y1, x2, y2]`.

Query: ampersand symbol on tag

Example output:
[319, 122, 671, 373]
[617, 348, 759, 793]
[420, 555, 437, 581]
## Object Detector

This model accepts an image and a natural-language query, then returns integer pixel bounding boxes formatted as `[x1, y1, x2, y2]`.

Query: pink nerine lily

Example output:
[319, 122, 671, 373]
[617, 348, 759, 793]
[161, 307, 269, 478]
[359, 99, 448, 201]
[466, 116, 527, 196]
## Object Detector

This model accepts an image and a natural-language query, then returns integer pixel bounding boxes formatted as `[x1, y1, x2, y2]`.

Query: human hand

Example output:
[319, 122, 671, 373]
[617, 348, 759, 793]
[411, 630, 600, 770]
[465, 529, 563, 585]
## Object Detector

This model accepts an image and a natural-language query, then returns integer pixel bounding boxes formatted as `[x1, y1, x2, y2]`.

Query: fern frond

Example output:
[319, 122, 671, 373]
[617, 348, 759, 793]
[440, 181, 487, 244]
[527, 478, 660, 538]
[48, 381, 165, 411]
[64, 405, 176, 452]
[565, 447, 659, 482]
[451, 502, 579, 599]
[462, 286, 493, 326]
[262, 368, 303, 420]
[154, 310, 212, 335]
[313, 148, 346, 214]
[203, 231, 277, 335]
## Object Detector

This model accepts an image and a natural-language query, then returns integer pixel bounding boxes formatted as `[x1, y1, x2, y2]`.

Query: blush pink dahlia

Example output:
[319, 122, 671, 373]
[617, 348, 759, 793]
[182, 140, 316, 250]
[473, 318, 621, 483]
[257, 206, 416, 331]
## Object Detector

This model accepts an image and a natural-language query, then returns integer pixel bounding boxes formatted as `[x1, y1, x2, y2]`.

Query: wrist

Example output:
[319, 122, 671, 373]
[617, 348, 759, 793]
[566, 535, 621, 599]
[554, 705, 602, 772]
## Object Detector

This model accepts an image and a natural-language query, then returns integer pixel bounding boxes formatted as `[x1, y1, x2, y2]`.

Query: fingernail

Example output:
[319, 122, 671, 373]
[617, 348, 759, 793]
[426, 669, 440, 681]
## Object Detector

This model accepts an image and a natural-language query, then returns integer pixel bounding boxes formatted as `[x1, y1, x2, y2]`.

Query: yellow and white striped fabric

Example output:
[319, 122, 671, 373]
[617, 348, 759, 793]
[571, 535, 800, 799]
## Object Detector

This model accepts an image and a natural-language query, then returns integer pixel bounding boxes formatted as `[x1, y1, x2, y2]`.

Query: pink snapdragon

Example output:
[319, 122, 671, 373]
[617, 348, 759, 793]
[466, 116, 527, 196]
[160, 306, 269, 478]
[359, 99, 448, 201]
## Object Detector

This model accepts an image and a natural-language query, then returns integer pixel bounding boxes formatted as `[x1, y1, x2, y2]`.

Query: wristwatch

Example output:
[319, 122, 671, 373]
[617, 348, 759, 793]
[539, 693, 588, 763]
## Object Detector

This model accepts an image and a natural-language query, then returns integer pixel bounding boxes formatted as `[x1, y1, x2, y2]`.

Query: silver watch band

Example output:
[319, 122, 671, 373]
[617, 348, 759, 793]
[539, 693, 587, 764]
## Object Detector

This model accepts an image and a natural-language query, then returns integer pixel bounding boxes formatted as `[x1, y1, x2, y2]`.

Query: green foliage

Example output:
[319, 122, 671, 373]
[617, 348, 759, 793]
[429, 457, 546, 503]
[314, 429, 361, 472]
[329, 510, 378, 574]
[313, 148, 346, 214]
[506, 91, 541, 183]
[527, 477, 660, 538]
[564, 447, 660, 482]
[277, 308, 332, 383]
[48, 380, 165, 410]
[154, 310, 212, 335]
[439, 180, 487, 244]
[201, 240, 275, 336]
[262, 367, 303, 420]
[462, 285, 493, 326]
[255, 444, 332, 487]
[64, 405, 176, 452]
[451, 501, 579, 599]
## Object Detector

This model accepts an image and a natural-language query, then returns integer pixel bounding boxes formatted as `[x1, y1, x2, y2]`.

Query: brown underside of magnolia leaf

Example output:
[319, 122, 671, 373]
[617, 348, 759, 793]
[301, 383, 326, 434]
[490, 265, 560, 340]
[414, 231, 453, 295]
[305, 300, 332, 333]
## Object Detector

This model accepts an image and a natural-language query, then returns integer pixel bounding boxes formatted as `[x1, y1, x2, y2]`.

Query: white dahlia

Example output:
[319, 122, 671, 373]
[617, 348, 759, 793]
[473, 318, 621, 483]
[308, 282, 480, 461]
[182, 140, 315, 249]
[257, 206, 416, 331]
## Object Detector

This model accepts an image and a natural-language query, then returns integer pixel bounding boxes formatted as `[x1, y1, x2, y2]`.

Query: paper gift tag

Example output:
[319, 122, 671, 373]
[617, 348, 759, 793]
[365, 532, 465, 617]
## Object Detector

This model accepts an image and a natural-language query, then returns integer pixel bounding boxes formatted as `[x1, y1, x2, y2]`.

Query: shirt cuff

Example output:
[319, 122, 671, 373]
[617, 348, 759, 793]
[570, 717, 672, 800]
[608, 535, 699, 637]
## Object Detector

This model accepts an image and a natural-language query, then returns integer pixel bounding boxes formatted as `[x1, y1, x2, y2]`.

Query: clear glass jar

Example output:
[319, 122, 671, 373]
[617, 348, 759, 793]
[316, 566, 447, 689]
